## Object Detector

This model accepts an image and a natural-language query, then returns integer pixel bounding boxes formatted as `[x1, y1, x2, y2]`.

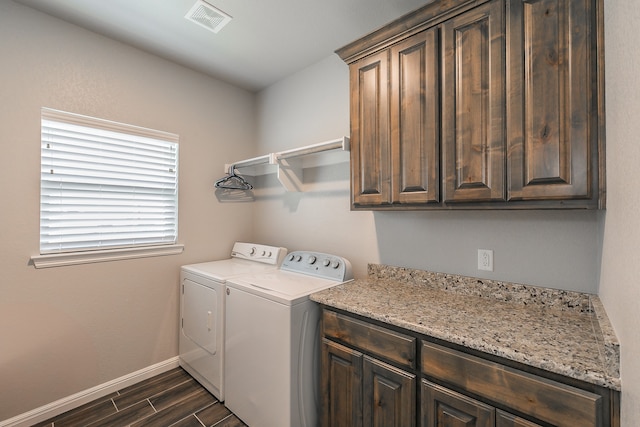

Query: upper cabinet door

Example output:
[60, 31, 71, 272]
[507, 0, 596, 202]
[442, 0, 506, 203]
[350, 50, 392, 206]
[391, 28, 441, 205]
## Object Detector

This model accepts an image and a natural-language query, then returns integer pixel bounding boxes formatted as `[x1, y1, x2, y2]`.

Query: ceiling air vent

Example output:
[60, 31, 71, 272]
[185, 0, 232, 34]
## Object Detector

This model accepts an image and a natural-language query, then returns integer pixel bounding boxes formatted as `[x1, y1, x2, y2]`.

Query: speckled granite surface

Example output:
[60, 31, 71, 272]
[310, 264, 621, 390]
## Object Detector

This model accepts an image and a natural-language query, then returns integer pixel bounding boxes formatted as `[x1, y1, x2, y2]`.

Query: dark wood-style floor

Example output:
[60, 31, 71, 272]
[34, 367, 247, 427]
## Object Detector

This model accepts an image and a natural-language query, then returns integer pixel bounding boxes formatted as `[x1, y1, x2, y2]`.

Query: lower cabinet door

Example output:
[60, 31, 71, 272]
[496, 410, 543, 427]
[363, 356, 416, 427]
[421, 380, 494, 427]
[321, 339, 363, 427]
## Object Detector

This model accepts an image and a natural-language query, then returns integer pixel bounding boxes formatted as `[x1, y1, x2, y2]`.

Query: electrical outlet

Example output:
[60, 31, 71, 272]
[478, 249, 494, 271]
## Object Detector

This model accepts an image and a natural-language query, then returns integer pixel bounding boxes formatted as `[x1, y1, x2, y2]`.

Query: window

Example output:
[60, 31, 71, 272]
[32, 108, 182, 268]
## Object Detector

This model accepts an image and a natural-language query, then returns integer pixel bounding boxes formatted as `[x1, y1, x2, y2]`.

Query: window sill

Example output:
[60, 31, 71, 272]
[30, 244, 184, 269]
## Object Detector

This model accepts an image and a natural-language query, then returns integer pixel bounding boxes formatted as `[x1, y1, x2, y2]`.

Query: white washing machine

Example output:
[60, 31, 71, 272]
[224, 251, 353, 427]
[179, 242, 286, 401]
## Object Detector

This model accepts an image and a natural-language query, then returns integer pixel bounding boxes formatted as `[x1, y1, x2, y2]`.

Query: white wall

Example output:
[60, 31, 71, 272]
[599, 0, 640, 424]
[253, 55, 603, 292]
[0, 2, 255, 420]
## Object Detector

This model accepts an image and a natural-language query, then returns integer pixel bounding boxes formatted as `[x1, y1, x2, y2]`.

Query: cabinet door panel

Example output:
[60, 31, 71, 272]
[364, 356, 416, 427]
[322, 339, 363, 427]
[421, 380, 494, 427]
[496, 410, 544, 427]
[442, 0, 506, 202]
[507, 0, 593, 200]
[350, 50, 391, 206]
[391, 28, 441, 204]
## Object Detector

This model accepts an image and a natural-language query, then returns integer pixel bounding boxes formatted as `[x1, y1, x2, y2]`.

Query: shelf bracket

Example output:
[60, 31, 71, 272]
[275, 158, 304, 192]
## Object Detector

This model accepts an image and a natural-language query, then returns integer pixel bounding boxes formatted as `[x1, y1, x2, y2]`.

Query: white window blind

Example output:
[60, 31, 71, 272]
[40, 108, 179, 254]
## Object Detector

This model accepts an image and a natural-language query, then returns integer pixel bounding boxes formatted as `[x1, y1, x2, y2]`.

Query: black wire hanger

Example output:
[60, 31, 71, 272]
[214, 165, 253, 190]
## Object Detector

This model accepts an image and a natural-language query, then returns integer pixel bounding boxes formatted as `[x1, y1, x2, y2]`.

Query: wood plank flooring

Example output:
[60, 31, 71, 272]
[34, 367, 247, 427]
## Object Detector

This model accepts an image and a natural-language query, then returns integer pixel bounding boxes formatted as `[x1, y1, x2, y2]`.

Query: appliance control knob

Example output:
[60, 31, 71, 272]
[295, 255, 302, 262]
[250, 247, 256, 255]
[331, 260, 340, 269]
[267, 251, 272, 257]
[323, 259, 331, 267]
[261, 250, 266, 256]
[308, 256, 317, 265]
[288, 254, 295, 261]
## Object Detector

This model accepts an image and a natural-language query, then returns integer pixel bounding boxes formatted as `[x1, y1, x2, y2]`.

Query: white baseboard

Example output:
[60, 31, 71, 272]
[0, 357, 180, 427]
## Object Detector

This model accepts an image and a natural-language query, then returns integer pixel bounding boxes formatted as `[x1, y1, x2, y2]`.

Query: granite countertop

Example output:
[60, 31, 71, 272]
[310, 265, 621, 391]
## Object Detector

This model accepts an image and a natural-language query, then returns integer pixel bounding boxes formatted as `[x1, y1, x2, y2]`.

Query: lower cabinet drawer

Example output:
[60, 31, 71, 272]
[323, 309, 416, 368]
[421, 341, 602, 427]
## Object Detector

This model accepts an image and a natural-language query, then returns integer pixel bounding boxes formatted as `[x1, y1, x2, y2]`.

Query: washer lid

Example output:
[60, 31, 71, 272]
[182, 258, 278, 282]
[227, 270, 351, 305]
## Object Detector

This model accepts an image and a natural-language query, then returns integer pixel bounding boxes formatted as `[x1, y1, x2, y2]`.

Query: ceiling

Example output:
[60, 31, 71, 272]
[15, 0, 430, 92]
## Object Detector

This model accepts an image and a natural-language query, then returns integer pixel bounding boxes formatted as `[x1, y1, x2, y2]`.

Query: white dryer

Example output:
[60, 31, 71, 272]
[225, 251, 353, 427]
[179, 242, 286, 401]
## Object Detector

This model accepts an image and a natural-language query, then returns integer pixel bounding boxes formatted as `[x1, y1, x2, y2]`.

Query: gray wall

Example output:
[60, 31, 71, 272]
[599, 0, 640, 424]
[253, 7, 640, 422]
[253, 29, 638, 422]
[253, 55, 603, 293]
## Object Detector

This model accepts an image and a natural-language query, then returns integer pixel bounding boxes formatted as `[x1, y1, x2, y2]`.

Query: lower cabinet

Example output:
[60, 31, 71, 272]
[421, 341, 604, 427]
[322, 338, 416, 427]
[321, 309, 417, 427]
[320, 308, 618, 427]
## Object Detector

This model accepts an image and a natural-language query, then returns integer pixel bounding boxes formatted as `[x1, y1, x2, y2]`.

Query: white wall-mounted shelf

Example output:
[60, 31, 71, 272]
[224, 136, 350, 192]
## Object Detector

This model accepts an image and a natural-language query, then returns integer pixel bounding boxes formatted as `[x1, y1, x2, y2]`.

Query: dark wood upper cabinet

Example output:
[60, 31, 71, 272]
[442, 0, 505, 203]
[506, 0, 599, 203]
[391, 28, 441, 205]
[350, 50, 392, 206]
[336, 0, 604, 210]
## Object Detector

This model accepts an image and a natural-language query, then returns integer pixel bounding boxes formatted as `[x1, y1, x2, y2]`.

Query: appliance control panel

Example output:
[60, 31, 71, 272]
[230, 242, 287, 265]
[280, 251, 353, 281]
